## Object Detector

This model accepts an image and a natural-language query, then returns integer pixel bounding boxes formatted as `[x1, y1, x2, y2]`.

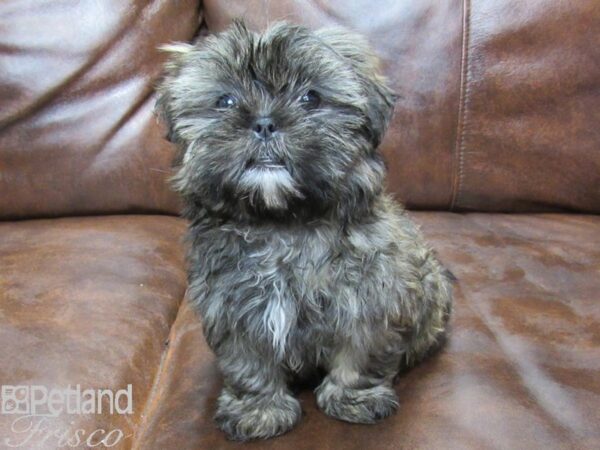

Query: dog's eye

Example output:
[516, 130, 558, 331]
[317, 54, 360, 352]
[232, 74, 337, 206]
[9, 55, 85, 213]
[216, 94, 237, 109]
[299, 90, 320, 109]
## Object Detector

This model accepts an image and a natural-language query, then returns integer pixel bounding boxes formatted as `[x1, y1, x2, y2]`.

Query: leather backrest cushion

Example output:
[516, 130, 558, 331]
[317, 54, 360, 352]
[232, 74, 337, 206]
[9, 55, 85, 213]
[0, 0, 200, 219]
[203, 0, 600, 212]
[2, 1, 598, 216]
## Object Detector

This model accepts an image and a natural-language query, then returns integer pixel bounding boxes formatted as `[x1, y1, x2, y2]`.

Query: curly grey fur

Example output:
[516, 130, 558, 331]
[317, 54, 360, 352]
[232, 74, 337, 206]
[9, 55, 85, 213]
[157, 21, 453, 441]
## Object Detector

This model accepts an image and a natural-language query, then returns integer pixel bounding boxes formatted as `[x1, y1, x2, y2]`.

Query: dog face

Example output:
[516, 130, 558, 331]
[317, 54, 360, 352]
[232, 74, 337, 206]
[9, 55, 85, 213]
[158, 21, 396, 221]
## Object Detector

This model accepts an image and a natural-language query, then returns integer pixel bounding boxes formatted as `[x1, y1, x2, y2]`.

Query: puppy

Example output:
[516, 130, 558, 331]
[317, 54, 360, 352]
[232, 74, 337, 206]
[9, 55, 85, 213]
[157, 21, 453, 441]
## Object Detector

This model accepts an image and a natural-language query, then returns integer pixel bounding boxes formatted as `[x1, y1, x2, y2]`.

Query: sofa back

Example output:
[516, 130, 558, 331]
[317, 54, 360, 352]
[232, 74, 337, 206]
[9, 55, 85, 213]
[1, 0, 599, 219]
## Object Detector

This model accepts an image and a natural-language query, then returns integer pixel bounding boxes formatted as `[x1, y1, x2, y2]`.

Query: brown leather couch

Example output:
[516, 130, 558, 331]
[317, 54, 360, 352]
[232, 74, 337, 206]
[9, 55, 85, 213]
[1, 1, 598, 449]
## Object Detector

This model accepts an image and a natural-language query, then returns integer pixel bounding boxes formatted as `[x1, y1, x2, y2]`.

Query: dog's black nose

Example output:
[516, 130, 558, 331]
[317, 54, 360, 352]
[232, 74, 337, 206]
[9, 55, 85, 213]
[252, 117, 277, 142]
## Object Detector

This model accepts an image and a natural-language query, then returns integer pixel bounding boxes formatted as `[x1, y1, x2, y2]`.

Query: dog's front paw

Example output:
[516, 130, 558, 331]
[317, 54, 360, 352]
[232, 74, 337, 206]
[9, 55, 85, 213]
[315, 377, 398, 424]
[215, 387, 302, 441]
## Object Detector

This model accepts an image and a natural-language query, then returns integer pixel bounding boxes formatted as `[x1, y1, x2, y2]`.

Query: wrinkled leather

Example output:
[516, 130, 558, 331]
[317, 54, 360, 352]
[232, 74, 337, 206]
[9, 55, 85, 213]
[0, 0, 200, 219]
[131, 212, 600, 450]
[202, 0, 600, 212]
[0, 216, 187, 448]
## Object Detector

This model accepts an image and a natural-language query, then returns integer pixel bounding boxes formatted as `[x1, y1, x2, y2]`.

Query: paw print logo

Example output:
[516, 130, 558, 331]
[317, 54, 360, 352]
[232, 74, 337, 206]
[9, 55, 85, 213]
[1, 386, 30, 415]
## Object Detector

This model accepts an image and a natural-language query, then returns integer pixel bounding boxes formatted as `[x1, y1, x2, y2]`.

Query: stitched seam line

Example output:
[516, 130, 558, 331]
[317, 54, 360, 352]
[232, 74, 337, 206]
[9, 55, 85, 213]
[130, 289, 188, 450]
[450, 0, 472, 210]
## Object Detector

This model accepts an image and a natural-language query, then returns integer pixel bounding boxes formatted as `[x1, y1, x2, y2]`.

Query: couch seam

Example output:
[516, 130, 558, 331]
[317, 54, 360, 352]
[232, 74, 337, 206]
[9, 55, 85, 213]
[129, 289, 188, 450]
[450, 0, 472, 210]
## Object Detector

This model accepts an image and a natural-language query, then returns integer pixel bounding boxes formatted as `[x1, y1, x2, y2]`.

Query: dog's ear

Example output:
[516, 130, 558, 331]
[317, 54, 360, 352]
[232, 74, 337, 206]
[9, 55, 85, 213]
[155, 42, 194, 147]
[316, 28, 397, 148]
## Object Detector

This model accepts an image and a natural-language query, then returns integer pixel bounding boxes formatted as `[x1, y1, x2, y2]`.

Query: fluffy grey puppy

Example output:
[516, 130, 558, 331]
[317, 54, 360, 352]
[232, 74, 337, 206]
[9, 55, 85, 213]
[157, 21, 453, 441]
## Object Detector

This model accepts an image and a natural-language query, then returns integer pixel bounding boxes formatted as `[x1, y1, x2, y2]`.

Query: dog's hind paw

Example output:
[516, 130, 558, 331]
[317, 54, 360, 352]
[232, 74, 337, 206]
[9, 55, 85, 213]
[315, 377, 399, 424]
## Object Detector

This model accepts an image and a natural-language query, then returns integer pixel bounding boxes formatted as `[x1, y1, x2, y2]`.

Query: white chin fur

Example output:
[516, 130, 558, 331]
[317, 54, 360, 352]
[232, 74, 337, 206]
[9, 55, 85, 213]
[240, 167, 301, 210]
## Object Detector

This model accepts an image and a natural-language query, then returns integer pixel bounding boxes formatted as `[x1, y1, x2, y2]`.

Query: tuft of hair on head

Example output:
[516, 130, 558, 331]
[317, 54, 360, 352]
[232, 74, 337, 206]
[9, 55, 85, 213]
[154, 42, 196, 148]
[158, 42, 194, 55]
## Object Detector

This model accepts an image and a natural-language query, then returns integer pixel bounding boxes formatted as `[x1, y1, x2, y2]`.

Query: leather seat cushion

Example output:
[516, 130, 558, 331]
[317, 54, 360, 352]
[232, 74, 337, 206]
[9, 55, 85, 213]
[132, 212, 600, 449]
[0, 215, 187, 447]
